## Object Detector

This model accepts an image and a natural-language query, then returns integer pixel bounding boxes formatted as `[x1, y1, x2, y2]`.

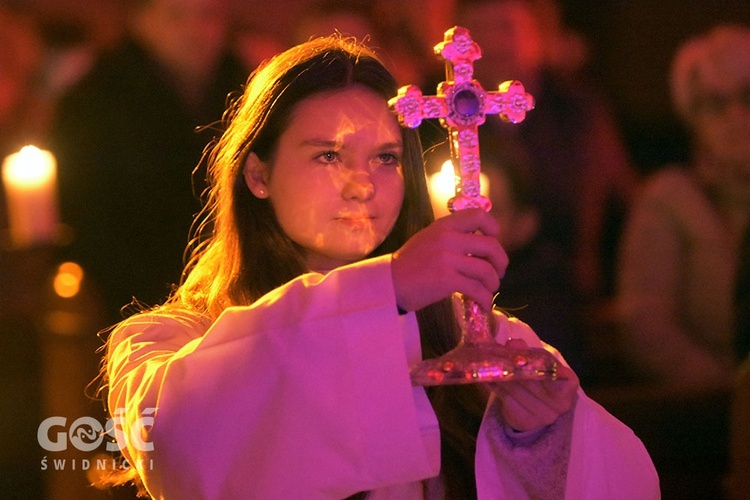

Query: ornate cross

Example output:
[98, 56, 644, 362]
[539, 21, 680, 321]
[389, 27, 557, 387]
[389, 26, 535, 213]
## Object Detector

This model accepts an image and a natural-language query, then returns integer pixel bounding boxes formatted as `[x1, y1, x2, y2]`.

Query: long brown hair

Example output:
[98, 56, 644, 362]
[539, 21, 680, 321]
[104, 35, 487, 498]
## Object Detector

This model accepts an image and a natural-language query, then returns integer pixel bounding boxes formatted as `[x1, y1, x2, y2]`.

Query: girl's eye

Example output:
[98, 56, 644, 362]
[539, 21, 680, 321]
[376, 152, 401, 166]
[315, 151, 340, 164]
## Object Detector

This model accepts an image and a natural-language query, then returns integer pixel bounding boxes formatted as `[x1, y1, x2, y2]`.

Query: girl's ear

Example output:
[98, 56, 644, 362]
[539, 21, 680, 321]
[243, 152, 270, 199]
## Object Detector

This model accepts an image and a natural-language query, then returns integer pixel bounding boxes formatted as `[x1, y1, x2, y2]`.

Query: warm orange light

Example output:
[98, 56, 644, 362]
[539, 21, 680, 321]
[53, 261, 84, 298]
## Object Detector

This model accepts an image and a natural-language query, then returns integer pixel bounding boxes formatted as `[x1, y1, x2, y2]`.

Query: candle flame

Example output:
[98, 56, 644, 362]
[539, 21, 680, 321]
[428, 159, 489, 218]
[428, 160, 458, 218]
[2, 145, 56, 189]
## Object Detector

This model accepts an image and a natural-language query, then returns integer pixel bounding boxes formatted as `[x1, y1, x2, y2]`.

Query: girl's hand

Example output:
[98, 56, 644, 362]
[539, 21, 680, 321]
[488, 339, 580, 432]
[391, 209, 508, 312]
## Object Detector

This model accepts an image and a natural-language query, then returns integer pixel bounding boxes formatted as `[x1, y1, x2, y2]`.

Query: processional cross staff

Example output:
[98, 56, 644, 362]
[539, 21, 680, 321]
[389, 26, 557, 386]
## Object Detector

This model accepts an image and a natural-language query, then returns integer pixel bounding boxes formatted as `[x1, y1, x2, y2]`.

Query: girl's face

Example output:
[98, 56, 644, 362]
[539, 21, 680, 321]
[246, 86, 405, 271]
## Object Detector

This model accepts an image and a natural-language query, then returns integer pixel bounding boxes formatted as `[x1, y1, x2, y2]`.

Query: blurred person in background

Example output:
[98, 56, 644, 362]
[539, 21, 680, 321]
[232, 24, 286, 74]
[480, 133, 586, 377]
[0, 5, 46, 245]
[46, 0, 247, 323]
[735, 223, 750, 362]
[0, 5, 44, 156]
[726, 352, 750, 500]
[455, 0, 638, 319]
[617, 25, 750, 391]
[292, 0, 429, 88]
[726, 222, 750, 500]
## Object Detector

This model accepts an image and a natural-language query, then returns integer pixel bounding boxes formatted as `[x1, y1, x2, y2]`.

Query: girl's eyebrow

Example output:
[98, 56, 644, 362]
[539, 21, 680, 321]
[376, 141, 404, 150]
[300, 138, 404, 150]
[300, 138, 339, 148]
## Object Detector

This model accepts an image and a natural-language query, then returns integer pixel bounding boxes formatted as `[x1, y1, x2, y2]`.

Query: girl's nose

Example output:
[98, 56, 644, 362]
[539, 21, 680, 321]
[342, 170, 375, 201]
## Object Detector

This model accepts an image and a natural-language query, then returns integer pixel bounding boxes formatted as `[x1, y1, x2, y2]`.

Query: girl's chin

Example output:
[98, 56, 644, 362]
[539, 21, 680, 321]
[306, 245, 382, 271]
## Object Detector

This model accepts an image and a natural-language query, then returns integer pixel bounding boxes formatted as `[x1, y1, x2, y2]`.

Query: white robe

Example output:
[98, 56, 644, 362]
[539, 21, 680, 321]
[107, 255, 659, 499]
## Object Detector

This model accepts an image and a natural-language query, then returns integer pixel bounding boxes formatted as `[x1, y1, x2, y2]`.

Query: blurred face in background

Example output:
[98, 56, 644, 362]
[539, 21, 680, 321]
[672, 27, 750, 203]
[132, 0, 231, 81]
[458, 0, 545, 84]
[692, 76, 750, 204]
[692, 77, 750, 168]
[689, 63, 750, 204]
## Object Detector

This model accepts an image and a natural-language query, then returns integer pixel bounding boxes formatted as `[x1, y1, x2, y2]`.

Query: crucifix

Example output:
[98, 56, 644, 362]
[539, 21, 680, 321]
[389, 26, 558, 386]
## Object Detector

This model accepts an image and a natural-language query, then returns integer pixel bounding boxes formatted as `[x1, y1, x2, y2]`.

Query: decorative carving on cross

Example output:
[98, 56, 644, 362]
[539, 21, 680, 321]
[389, 25, 535, 213]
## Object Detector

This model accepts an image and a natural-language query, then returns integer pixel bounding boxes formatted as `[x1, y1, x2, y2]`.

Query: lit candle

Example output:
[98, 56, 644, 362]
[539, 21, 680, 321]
[2, 145, 59, 248]
[428, 160, 489, 218]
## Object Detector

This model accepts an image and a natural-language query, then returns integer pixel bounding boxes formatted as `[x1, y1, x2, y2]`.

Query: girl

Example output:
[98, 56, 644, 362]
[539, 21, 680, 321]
[102, 35, 657, 499]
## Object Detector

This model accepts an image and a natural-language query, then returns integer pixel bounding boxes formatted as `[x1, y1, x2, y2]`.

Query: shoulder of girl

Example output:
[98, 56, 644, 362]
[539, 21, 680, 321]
[111, 308, 209, 342]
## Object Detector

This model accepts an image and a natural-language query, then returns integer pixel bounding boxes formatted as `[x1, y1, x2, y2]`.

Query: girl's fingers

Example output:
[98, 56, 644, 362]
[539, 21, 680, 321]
[439, 207, 500, 237]
[392, 209, 509, 311]
[456, 255, 501, 299]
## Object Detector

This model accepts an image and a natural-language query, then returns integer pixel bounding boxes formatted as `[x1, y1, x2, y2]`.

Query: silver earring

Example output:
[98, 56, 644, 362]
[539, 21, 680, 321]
[257, 188, 266, 197]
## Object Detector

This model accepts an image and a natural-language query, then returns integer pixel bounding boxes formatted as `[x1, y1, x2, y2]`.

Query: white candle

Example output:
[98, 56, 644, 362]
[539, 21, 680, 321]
[2, 145, 59, 248]
[428, 160, 489, 218]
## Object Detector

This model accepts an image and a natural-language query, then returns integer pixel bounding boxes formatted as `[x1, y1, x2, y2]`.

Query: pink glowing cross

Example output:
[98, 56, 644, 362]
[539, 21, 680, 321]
[389, 26, 535, 212]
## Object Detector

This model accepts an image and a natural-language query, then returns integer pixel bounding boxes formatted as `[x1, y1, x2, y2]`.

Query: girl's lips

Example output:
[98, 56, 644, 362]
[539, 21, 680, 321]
[335, 215, 375, 229]
[335, 214, 375, 221]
